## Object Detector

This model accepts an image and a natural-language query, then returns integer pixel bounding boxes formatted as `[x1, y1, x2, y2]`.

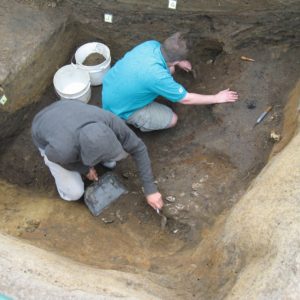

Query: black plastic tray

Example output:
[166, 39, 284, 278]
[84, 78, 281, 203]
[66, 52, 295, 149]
[84, 172, 128, 216]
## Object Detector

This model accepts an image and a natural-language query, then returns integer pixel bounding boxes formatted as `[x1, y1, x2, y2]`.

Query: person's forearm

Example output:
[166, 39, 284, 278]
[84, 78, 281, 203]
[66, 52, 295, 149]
[180, 89, 239, 105]
[180, 93, 217, 105]
[131, 141, 158, 196]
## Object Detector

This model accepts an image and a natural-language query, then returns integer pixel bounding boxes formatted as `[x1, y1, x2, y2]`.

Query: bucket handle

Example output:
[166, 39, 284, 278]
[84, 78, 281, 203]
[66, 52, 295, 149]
[70, 52, 78, 68]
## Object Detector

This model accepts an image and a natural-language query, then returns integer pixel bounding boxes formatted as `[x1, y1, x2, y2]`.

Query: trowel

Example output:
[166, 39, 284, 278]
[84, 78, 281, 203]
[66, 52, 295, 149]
[156, 208, 168, 229]
[84, 172, 128, 216]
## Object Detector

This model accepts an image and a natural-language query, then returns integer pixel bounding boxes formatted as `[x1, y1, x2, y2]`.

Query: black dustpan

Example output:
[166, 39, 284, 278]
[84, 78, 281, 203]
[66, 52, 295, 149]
[84, 172, 128, 216]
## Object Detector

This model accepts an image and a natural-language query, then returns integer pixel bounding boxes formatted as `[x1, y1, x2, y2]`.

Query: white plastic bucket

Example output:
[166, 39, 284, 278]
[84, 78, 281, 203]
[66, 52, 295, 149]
[74, 42, 111, 86]
[53, 64, 91, 103]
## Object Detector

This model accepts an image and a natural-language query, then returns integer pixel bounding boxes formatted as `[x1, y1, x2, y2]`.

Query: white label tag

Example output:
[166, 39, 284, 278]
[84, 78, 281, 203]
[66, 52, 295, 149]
[104, 13, 113, 23]
[0, 94, 7, 105]
[168, 0, 177, 9]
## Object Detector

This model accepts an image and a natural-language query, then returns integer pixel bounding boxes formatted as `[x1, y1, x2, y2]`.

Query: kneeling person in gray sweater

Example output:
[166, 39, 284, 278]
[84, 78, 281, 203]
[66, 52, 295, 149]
[31, 100, 163, 211]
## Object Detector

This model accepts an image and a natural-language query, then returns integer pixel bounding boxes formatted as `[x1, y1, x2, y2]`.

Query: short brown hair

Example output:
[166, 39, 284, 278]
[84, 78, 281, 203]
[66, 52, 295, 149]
[161, 32, 189, 63]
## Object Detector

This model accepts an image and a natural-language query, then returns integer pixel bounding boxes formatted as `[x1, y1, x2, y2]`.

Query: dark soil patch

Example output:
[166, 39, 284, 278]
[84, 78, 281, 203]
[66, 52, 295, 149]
[0, 43, 298, 232]
[82, 53, 106, 66]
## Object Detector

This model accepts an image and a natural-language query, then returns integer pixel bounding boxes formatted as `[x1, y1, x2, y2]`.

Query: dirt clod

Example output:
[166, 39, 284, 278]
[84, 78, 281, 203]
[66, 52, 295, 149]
[270, 131, 281, 142]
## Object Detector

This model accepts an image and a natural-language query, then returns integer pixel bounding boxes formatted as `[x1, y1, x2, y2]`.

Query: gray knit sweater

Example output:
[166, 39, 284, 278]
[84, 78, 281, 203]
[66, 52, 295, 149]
[31, 100, 157, 195]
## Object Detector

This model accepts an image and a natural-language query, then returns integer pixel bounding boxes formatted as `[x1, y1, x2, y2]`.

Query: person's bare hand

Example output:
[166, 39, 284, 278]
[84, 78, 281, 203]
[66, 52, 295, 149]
[176, 60, 192, 72]
[146, 192, 163, 210]
[86, 167, 98, 181]
[215, 88, 238, 103]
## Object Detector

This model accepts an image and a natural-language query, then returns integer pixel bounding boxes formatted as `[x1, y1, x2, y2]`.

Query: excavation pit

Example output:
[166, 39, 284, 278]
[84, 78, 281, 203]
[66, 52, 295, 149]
[0, 1, 299, 299]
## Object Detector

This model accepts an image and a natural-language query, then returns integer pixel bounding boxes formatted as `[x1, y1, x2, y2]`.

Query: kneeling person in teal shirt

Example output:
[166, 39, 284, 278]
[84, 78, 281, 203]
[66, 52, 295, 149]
[102, 32, 239, 132]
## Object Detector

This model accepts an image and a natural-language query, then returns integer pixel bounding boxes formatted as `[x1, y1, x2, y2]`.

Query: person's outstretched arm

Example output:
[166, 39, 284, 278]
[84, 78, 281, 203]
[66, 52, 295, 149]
[180, 88, 238, 105]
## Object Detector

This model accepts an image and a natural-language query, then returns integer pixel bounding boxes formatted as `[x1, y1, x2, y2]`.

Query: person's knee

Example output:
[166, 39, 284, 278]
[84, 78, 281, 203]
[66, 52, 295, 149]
[58, 184, 84, 201]
[167, 113, 178, 128]
[69, 188, 84, 201]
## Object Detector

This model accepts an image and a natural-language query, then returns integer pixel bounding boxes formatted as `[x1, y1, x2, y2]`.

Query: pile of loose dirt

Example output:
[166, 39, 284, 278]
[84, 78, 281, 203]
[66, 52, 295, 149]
[82, 53, 105, 66]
